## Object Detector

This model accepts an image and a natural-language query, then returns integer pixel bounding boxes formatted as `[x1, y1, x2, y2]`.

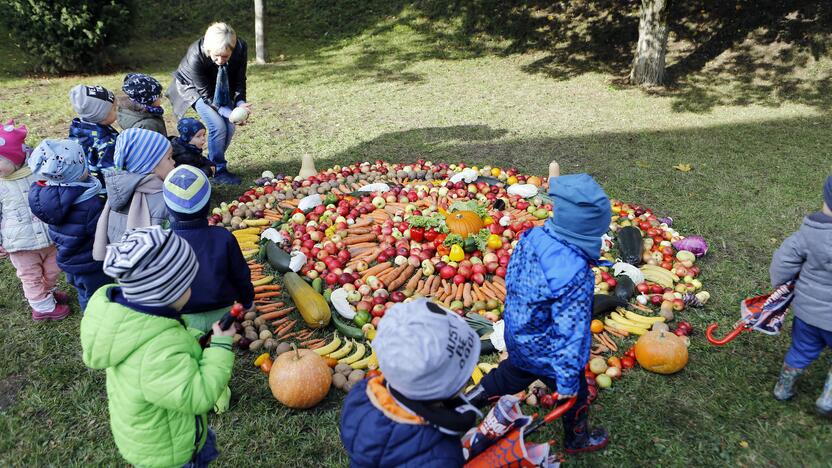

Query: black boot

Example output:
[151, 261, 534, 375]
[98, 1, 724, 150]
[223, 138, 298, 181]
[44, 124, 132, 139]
[463, 384, 496, 409]
[563, 403, 609, 454]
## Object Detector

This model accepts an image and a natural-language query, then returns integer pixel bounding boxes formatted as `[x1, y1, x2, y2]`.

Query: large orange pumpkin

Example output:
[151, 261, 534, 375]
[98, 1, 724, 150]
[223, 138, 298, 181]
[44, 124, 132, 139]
[269, 346, 332, 408]
[445, 210, 484, 236]
[634, 330, 688, 374]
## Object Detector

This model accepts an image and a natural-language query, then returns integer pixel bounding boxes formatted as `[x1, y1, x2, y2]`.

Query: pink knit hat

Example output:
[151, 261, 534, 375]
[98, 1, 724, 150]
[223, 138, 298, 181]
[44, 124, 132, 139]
[0, 120, 28, 166]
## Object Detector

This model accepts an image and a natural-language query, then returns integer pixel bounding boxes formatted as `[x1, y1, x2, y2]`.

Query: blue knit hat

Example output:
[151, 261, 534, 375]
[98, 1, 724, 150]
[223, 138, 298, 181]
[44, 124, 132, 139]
[177, 118, 205, 145]
[114, 128, 171, 174]
[163, 165, 211, 214]
[547, 174, 611, 259]
[825, 176, 832, 210]
[122, 73, 162, 107]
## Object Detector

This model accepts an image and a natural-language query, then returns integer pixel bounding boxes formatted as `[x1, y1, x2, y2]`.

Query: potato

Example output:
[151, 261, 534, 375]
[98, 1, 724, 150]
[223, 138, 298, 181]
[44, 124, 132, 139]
[258, 324, 270, 334]
[332, 373, 347, 390]
[264, 338, 277, 350]
[334, 363, 353, 375]
[232, 334, 242, 344]
[348, 370, 365, 383]
[254, 317, 265, 327]
[240, 320, 254, 329]
[652, 322, 670, 332]
[275, 342, 292, 355]
[245, 330, 259, 341]
[249, 339, 264, 351]
[343, 381, 354, 392]
[259, 330, 273, 341]
[244, 312, 257, 321]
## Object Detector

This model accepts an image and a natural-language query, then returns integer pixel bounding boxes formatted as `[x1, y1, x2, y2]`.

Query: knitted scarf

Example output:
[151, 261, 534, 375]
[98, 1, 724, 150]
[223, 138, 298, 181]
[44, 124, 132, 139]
[213, 65, 231, 108]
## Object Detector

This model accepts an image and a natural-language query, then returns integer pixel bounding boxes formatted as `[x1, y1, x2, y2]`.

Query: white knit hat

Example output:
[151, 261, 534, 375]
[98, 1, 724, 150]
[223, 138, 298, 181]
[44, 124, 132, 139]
[103, 226, 198, 307]
[374, 299, 480, 401]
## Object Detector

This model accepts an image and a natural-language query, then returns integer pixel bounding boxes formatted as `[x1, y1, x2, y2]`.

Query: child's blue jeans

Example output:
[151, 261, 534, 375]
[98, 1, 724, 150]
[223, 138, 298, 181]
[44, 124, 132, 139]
[784, 316, 832, 369]
[183, 428, 219, 467]
[194, 99, 235, 172]
[65, 270, 112, 311]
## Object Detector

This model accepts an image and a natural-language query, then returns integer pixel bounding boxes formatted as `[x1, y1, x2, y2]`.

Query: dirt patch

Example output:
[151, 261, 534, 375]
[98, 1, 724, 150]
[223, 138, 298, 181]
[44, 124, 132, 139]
[0, 374, 26, 411]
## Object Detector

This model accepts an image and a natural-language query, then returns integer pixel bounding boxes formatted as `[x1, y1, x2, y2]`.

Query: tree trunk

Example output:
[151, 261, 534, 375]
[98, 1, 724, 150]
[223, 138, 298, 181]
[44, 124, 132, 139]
[254, 0, 268, 64]
[629, 0, 670, 86]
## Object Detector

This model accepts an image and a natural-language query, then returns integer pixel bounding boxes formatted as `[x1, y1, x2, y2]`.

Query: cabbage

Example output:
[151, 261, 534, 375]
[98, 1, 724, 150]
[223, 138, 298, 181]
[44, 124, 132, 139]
[672, 236, 708, 257]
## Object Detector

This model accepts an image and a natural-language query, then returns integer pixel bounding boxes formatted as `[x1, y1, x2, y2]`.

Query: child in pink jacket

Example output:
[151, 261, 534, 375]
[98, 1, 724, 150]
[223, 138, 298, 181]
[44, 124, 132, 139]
[0, 120, 70, 320]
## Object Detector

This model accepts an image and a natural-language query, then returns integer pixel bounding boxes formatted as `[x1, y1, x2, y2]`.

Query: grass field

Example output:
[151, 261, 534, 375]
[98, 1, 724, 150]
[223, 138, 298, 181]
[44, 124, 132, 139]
[1, 2, 831, 466]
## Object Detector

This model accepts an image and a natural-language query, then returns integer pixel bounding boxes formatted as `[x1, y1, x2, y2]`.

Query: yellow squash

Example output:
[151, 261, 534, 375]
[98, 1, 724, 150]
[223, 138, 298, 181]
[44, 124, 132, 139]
[284, 272, 331, 328]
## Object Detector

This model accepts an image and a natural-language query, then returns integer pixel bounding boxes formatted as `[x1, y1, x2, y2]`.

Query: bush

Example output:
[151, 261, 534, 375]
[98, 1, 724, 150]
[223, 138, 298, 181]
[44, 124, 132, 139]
[2, 0, 130, 74]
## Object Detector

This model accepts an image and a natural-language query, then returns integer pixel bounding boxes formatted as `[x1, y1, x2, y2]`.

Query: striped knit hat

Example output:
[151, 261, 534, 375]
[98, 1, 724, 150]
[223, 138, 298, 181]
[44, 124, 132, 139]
[114, 128, 171, 174]
[103, 226, 198, 307]
[163, 165, 211, 214]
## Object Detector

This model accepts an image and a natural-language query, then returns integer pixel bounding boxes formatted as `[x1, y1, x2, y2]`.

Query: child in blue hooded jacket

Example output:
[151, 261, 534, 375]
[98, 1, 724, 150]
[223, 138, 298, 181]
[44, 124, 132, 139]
[68, 85, 119, 188]
[28, 139, 111, 310]
[771, 175, 832, 416]
[466, 163, 610, 453]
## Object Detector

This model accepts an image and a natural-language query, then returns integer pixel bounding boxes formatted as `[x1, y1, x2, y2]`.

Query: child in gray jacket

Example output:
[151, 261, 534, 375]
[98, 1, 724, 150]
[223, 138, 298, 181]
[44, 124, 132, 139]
[771, 175, 832, 416]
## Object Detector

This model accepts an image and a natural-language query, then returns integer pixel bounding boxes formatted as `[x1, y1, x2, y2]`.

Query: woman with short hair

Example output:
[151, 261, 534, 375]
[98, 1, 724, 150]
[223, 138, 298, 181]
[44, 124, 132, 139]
[168, 22, 251, 185]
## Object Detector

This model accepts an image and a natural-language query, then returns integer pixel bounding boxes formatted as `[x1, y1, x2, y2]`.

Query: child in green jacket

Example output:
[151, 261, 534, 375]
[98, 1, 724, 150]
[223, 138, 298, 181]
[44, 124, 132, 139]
[80, 225, 235, 467]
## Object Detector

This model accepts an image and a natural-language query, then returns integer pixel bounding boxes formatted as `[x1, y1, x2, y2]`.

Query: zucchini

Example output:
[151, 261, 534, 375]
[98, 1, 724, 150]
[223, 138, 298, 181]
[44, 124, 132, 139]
[331, 312, 365, 340]
[265, 241, 293, 273]
[617, 226, 643, 265]
[312, 277, 323, 294]
[593, 294, 630, 316]
[613, 275, 636, 302]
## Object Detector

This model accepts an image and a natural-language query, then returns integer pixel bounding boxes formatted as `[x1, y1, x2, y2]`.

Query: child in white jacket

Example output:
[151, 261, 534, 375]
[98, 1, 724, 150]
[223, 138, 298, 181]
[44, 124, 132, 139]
[0, 120, 69, 320]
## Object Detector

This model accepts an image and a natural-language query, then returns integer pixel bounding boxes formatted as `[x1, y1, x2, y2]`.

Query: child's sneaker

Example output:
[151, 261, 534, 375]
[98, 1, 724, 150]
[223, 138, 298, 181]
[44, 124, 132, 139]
[816, 367, 832, 416]
[32, 304, 71, 321]
[563, 404, 609, 453]
[53, 291, 70, 305]
[773, 364, 803, 401]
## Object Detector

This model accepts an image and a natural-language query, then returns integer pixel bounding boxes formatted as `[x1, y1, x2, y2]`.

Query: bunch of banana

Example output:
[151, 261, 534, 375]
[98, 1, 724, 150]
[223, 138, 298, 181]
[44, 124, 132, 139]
[232, 227, 263, 259]
[350, 348, 377, 370]
[605, 309, 665, 335]
[640, 264, 679, 289]
[314, 333, 343, 356]
[313, 334, 377, 369]
[328, 339, 354, 360]
[338, 341, 367, 365]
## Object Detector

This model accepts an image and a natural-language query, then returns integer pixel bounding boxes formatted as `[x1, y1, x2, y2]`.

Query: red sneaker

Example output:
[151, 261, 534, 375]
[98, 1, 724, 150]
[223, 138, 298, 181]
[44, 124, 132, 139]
[53, 291, 70, 305]
[32, 304, 71, 321]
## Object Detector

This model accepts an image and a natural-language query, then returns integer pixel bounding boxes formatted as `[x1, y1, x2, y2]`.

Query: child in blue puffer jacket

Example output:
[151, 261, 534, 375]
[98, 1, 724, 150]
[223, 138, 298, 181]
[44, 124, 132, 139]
[465, 164, 611, 453]
[340, 299, 482, 467]
[68, 85, 119, 188]
[28, 139, 111, 310]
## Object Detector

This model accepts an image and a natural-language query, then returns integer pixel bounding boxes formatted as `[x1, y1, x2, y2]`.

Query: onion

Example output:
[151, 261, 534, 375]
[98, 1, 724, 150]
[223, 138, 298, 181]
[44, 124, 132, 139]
[672, 235, 708, 257]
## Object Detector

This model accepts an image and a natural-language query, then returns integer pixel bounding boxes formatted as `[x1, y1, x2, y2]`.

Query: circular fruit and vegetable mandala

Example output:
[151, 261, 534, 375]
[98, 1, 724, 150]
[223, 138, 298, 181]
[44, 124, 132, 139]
[218, 160, 709, 400]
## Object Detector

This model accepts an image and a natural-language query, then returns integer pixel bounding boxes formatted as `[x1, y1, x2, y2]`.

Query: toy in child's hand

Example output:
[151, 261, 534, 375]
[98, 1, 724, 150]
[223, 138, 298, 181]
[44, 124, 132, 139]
[229, 107, 250, 124]
[199, 303, 245, 347]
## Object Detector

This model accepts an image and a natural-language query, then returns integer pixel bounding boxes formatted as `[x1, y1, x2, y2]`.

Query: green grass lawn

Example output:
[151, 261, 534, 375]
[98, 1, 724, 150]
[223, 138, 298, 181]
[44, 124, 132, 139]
[1, 3, 832, 466]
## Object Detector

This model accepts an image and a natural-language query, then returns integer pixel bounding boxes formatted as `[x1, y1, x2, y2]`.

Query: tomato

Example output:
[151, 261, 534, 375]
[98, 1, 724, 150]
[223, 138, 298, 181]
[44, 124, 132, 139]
[624, 347, 636, 358]
[424, 229, 438, 242]
[260, 360, 272, 374]
[660, 261, 673, 270]
[621, 356, 636, 369]
[410, 227, 425, 242]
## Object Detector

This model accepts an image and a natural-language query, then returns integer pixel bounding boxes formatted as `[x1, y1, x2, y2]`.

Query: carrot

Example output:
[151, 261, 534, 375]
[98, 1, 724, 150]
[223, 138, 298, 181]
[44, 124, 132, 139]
[405, 269, 424, 292]
[442, 280, 451, 296]
[454, 283, 464, 301]
[388, 265, 416, 291]
[343, 233, 377, 245]
[309, 341, 326, 350]
[361, 261, 391, 278]
[379, 264, 406, 285]
[258, 307, 295, 321]
[415, 279, 425, 295]
[462, 282, 473, 308]
[599, 332, 618, 352]
[253, 291, 282, 300]
[301, 338, 325, 347]
[280, 331, 301, 340]
[423, 275, 437, 295]
[256, 303, 284, 313]
[604, 325, 629, 338]
[428, 276, 441, 295]
[472, 283, 485, 302]
[253, 285, 282, 293]
[271, 317, 290, 327]
[275, 320, 297, 338]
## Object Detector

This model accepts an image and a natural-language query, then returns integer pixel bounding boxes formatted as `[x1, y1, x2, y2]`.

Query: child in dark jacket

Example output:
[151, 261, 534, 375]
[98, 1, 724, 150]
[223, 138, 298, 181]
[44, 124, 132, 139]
[170, 118, 215, 177]
[116, 73, 167, 136]
[68, 85, 119, 187]
[340, 299, 481, 468]
[28, 139, 110, 311]
[771, 175, 832, 416]
[465, 165, 610, 453]
[163, 165, 253, 332]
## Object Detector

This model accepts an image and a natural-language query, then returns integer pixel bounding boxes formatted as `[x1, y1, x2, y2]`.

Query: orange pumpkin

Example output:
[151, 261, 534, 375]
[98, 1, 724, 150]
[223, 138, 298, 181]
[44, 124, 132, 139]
[269, 345, 332, 408]
[445, 210, 484, 237]
[634, 330, 688, 374]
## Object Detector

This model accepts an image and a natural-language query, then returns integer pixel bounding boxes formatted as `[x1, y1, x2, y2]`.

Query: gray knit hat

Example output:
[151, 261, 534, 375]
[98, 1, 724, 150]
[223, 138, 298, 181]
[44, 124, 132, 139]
[103, 226, 198, 307]
[69, 85, 115, 123]
[373, 299, 480, 400]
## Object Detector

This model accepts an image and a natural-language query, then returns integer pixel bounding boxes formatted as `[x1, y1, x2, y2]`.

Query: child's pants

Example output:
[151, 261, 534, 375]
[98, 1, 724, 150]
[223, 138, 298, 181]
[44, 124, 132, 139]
[65, 270, 112, 311]
[784, 316, 832, 369]
[479, 358, 589, 426]
[9, 246, 60, 313]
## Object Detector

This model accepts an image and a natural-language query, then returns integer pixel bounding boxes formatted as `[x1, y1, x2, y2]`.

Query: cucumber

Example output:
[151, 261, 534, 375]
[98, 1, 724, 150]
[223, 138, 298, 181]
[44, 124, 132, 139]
[331, 312, 365, 340]
[265, 241, 293, 273]
[312, 277, 323, 294]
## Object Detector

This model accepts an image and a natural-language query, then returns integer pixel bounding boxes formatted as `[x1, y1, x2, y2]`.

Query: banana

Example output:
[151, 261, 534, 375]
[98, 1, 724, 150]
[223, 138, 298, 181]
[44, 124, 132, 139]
[339, 342, 367, 364]
[605, 318, 648, 335]
[232, 227, 262, 237]
[328, 339, 354, 359]
[350, 348, 375, 369]
[642, 264, 680, 282]
[471, 366, 484, 385]
[367, 350, 379, 370]
[477, 362, 498, 374]
[610, 312, 650, 329]
[314, 334, 342, 356]
[624, 310, 665, 324]
[640, 266, 675, 288]
[251, 276, 274, 287]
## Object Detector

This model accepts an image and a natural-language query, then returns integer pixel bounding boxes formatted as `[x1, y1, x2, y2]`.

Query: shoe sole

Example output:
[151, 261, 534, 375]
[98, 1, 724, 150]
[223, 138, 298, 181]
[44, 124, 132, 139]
[565, 438, 609, 454]
[32, 311, 71, 321]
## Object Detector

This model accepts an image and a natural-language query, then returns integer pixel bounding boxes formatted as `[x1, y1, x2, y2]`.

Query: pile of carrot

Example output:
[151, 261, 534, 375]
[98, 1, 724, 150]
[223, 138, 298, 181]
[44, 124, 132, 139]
[263, 209, 282, 221]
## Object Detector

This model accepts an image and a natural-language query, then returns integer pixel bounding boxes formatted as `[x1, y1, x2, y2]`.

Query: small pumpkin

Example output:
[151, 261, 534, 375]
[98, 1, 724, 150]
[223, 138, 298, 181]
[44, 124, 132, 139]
[634, 330, 688, 374]
[444, 210, 484, 237]
[269, 344, 332, 408]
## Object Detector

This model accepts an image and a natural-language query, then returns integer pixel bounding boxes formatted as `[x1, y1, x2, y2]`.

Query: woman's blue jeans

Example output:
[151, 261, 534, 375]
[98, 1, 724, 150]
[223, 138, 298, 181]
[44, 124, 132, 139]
[194, 99, 235, 172]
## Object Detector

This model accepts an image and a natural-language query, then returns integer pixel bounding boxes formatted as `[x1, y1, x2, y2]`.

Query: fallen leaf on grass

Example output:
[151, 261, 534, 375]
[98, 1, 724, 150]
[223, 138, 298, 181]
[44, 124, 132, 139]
[673, 163, 693, 172]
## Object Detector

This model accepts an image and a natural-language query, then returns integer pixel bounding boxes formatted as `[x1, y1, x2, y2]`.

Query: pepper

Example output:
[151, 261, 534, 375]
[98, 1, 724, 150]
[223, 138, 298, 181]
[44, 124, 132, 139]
[486, 234, 503, 250]
[410, 227, 425, 243]
[483, 215, 494, 226]
[254, 353, 271, 368]
[449, 244, 465, 262]
[433, 233, 448, 248]
[424, 228, 438, 242]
